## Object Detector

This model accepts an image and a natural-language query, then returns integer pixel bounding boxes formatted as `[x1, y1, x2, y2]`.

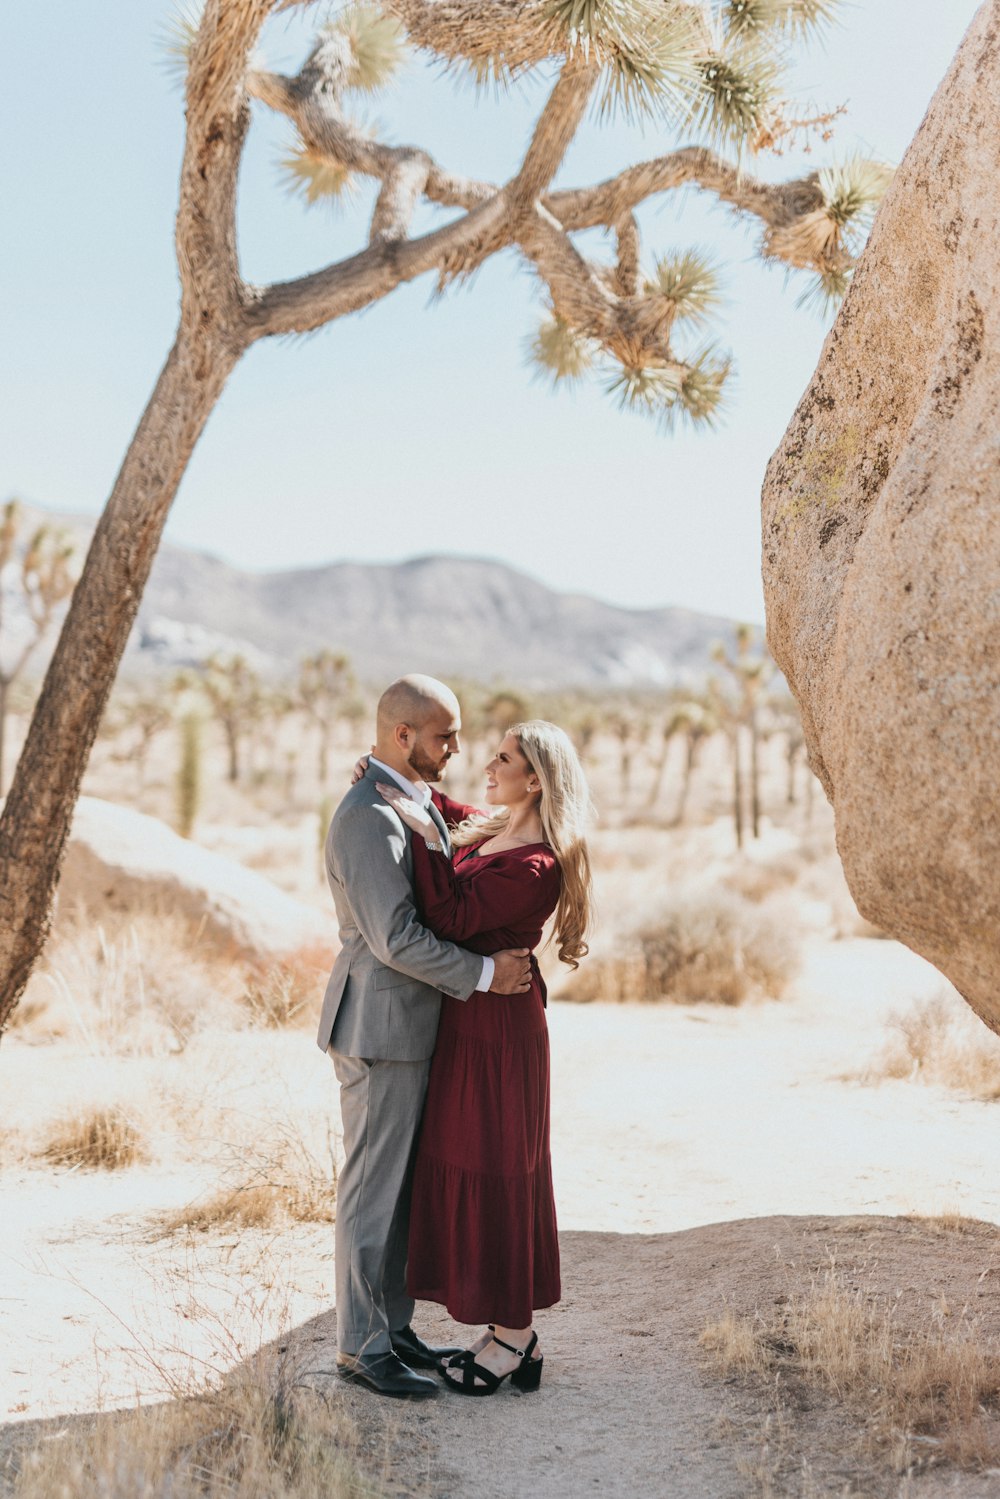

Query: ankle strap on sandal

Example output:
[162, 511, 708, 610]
[491, 1331, 539, 1360]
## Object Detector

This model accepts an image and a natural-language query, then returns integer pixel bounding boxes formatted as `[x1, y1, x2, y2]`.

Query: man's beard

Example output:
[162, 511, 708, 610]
[407, 745, 450, 783]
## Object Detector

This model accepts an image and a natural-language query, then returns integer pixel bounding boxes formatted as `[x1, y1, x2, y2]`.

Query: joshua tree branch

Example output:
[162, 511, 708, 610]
[370, 150, 434, 243]
[384, 0, 560, 74]
[246, 198, 510, 337]
[247, 63, 494, 215]
[519, 206, 684, 373]
[177, 0, 279, 340]
[506, 60, 598, 213]
[614, 214, 642, 298]
[548, 147, 824, 233]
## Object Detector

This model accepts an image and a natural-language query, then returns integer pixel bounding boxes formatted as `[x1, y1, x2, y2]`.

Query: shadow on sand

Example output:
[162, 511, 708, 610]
[4, 1216, 1000, 1499]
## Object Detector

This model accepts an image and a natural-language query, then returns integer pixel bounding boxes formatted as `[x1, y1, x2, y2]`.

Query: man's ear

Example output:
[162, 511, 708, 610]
[393, 722, 411, 752]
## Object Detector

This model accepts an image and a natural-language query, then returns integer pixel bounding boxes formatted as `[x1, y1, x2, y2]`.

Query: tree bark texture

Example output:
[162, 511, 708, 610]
[0, 332, 239, 1026]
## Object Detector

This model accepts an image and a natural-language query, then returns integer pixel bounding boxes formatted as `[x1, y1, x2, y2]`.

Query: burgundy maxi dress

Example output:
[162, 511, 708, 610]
[406, 791, 562, 1328]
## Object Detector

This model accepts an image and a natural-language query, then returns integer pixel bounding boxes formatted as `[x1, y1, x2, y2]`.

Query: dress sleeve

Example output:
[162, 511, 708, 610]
[431, 788, 486, 831]
[411, 838, 557, 942]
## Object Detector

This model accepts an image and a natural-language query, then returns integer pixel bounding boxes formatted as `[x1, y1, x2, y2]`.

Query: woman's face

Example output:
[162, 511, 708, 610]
[484, 733, 537, 808]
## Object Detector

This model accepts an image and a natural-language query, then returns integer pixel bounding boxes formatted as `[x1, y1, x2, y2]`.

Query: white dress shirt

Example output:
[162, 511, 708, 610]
[369, 755, 494, 993]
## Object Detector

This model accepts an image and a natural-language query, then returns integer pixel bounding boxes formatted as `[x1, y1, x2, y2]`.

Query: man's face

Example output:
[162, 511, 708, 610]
[406, 703, 461, 783]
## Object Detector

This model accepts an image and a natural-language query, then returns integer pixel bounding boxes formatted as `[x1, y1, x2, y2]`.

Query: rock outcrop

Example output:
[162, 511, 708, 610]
[762, 3, 1000, 1029]
[59, 798, 335, 963]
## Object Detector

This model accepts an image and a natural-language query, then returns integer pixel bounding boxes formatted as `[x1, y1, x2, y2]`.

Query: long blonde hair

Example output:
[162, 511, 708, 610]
[453, 720, 593, 968]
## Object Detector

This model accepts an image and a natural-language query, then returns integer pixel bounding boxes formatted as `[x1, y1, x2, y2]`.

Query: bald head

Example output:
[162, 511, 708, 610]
[376, 675, 458, 740]
[374, 674, 462, 783]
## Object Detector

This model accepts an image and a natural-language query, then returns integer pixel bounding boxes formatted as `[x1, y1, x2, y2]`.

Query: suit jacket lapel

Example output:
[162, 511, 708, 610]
[364, 762, 452, 856]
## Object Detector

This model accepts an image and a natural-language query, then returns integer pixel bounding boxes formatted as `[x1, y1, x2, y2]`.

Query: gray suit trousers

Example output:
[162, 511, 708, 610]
[332, 1050, 431, 1356]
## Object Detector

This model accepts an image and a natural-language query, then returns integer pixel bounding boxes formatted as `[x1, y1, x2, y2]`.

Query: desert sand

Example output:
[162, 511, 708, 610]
[4, 924, 1000, 1497]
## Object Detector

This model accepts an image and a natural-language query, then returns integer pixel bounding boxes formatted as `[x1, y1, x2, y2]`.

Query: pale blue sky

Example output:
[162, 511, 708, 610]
[2, 2, 981, 622]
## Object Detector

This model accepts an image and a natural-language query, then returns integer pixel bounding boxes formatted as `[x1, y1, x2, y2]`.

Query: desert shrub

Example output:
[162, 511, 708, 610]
[241, 960, 322, 1030]
[41, 1105, 148, 1170]
[19, 906, 245, 1052]
[877, 993, 1000, 1100]
[702, 1274, 1000, 1471]
[722, 853, 802, 904]
[159, 1120, 336, 1234]
[565, 886, 800, 1005]
[11, 1365, 373, 1499]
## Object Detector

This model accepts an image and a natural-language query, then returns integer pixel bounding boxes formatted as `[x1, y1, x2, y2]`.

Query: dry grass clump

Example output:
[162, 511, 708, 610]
[702, 1275, 1000, 1472]
[18, 905, 246, 1053]
[877, 992, 1000, 1101]
[158, 1124, 336, 1235]
[240, 959, 322, 1031]
[41, 1105, 148, 1170]
[10, 1364, 377, 1499]
[722, 853, 802, 905]
[903, 1211, 984, 1237]
[566, 886, 800, 1004]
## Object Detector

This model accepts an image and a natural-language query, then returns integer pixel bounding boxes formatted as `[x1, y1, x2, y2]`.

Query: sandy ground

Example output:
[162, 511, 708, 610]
[3, 936, 1000, 1495]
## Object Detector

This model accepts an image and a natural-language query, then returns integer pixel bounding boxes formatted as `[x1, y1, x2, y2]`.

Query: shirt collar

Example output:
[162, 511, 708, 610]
[368, 755, 432, 809]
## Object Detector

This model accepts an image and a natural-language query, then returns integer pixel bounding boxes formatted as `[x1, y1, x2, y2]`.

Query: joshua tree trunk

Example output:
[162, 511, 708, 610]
[786, 735, 798, 805]
[645, 734, 671, 812]
[0, 328, 239, 1027]
[671, 734, 696, 826]
[732, 728, 744, 851]
[749, 706, 761, 840]
[224, 718, 241, 783]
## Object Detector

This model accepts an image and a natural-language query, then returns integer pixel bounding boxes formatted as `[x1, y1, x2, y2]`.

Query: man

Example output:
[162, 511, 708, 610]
[318, 674, 531, 1399]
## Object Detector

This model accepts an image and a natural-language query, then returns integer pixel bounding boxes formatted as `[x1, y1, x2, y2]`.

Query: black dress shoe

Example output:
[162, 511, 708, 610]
[390, 1323, 465, 1370]
[336, 1350, 438, 1399]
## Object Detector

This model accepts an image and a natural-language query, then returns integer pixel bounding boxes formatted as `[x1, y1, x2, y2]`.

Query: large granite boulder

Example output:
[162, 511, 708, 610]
[59, 797, 335, 963]
[761, 3, 1000, 1030]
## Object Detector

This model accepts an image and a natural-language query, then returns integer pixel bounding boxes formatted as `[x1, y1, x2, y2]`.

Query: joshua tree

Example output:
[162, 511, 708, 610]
[671, 699, 715, 826]
[646, 699, 700, 813]
[0, 502, 76, 794]
[99, 689, 176, 794]
[196, 654, 264, 783]
[646, 700, 683, 811]
[176, 712, 204, 837]
[298, 650, 355, 783]
[249, 686, 298, 784]
[0, 0, 890, 1026]
[767, 690, 805, 804]
[710, 624, 772, 845]
[609, 705, 649, 808]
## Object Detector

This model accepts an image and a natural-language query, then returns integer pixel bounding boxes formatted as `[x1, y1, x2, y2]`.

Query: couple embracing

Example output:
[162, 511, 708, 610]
[318, 674, 593, 1398]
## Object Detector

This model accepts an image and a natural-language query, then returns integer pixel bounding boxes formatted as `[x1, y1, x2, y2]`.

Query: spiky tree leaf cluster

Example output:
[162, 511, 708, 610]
[204, 0, 893, 434]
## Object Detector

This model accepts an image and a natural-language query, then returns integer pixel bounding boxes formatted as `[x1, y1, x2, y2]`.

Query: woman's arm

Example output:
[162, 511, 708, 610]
[411, 836, 556, 943]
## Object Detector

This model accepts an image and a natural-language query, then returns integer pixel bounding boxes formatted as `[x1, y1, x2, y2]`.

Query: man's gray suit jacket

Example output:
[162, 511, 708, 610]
[317, 765, 483, 1061]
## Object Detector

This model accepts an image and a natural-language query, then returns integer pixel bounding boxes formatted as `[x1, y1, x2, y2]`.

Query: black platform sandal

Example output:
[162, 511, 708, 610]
[444, 1324, 494, 1370]
[441, 1332, 543, 1396]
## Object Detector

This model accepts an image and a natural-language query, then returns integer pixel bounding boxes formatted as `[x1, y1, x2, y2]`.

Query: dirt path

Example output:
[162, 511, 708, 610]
[294, 1218, 1000, 1499]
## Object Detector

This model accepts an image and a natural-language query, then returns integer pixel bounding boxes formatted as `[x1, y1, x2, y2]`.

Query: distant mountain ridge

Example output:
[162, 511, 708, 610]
[138, 548, 745, 688]
[7, 504, 746, 689]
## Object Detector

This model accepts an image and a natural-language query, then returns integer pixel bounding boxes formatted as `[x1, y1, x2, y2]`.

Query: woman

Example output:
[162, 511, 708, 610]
[374, 720, 592, 1396]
